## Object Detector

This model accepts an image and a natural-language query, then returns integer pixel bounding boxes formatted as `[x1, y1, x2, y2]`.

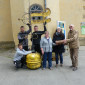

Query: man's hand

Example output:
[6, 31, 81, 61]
[63, 39, 67, 44]
[25, 36, 28, 39]
[26, 23, 31, 26]
[43, 22, 47, 26]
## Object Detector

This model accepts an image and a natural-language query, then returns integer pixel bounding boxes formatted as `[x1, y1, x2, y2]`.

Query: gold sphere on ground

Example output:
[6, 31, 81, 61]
[26, 53, 41, 69]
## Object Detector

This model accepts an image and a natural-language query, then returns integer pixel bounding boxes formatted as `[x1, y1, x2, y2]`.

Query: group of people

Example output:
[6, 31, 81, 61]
[14, 23, 79, 71]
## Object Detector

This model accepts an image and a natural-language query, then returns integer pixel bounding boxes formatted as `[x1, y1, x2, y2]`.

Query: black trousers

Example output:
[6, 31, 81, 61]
[14, 56, 27, 69]
[14, 60, 22, 68]
[34, 44, 42, 54]
[23, 46, 28, 51]
[21, 56, 26, 67]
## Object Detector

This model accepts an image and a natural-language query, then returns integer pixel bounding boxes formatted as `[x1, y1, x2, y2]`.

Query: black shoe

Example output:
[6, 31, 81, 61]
[22, 65, 27, 69]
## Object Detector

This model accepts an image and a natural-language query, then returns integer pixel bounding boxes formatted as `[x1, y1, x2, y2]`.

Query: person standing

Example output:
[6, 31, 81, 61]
[40, 31, 52, 70]
[64, 24, 79, 71]
[31, 22, 47, 54]
[18, 24, 31, 51]
[53, 28, 65, 67]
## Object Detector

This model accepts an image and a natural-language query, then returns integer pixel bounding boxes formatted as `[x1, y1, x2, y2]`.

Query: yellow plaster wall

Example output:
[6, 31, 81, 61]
[59, 0, 84, 37]
[23, 0, 45, 46]
[10, 0, 25, 46]
[10, 0, 60, 46]
[46, 0, 60, 38]
[0, 0, 13, 42]
[10, 0, 45, 46]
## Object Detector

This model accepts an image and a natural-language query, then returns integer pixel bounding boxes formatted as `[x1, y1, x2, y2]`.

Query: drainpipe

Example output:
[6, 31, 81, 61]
[44, 0, 46, 9]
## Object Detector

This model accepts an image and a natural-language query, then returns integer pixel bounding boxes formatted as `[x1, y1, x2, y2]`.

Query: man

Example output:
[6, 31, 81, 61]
[13, 43, 32, 69]
[64, 24, 79, 71]
[31, 22, 47, 53]
[18, 24, 31, 51]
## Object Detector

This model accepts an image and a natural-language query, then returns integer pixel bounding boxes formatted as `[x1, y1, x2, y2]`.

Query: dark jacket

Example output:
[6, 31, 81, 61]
[53, 33, 65, 53]
[18, 25, 31, 46]
[31, 25, 47, 45]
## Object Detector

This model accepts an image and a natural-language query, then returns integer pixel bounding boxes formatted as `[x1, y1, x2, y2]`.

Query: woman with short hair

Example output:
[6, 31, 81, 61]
[40, 31, 52, 70]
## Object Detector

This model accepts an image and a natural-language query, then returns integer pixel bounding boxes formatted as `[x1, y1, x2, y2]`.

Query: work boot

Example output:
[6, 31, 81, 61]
[69, 65, 74, 68]
[73, 67, 78, 71]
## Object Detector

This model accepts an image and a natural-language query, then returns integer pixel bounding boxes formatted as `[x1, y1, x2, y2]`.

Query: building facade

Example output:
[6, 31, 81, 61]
[0, 0, 85, 48]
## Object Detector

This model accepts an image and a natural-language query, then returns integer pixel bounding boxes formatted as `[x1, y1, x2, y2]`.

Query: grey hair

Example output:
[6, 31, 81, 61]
[45, 31, 49, 34]
[69, 24, 74, 27]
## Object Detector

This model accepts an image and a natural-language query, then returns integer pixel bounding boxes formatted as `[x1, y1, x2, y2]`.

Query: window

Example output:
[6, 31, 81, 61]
[29, 4, 43, 13]
[29, 4, 43, 21]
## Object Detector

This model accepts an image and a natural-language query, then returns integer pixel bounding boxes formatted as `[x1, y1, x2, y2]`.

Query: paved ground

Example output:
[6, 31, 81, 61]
[0, 46, 85, 85]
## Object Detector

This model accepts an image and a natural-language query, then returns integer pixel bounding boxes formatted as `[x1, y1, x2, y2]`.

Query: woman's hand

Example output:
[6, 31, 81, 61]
[41, 48, 44, 55]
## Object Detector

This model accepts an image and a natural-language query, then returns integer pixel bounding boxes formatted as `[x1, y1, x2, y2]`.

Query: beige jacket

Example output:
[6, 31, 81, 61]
[67, 30, 79, 49]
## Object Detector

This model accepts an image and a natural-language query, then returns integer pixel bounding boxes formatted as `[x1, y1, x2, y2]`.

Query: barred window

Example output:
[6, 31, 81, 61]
[29, 4, 43, 20]
[29, 4, 43, 13]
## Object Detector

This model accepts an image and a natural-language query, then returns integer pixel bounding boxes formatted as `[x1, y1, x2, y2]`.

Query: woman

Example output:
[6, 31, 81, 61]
[53, 27, 65, 67]
[40, 31, 52, 70]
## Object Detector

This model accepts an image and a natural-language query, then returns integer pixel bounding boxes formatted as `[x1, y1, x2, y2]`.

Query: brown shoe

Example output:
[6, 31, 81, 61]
[56, 64, 58, 68]
[73, 67, 78, 71]
[69, 65, 74, 68]
[60, 64, 63, 67]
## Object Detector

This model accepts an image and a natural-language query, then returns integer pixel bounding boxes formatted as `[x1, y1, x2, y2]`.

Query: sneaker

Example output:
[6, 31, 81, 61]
[42, 68, 46, 70]
[49, 67, 52, 70]
[56, 64, 58, 68]
[73, 67, 78, 71]
[22, 65, 27, 69]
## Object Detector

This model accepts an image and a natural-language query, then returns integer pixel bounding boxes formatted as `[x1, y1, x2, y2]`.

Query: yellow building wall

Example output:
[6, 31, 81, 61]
[59, 0, 84, 38]
[1, 0, 85, 47]
[0, 0, 13, 42]
[10, 0, 25, 46]
[46, 0, 60, 38]
[10, 0, 60, 46]
[24, 0, 45, 47]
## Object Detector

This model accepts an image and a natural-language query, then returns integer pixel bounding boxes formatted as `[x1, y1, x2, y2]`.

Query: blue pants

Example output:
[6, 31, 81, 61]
[55, 53, 63, 64]
[43, 52, 52, 68]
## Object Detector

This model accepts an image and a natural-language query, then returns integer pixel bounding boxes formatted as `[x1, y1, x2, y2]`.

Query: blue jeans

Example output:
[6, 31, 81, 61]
[55, 53, 63, 64]
[43, 52, 52, 68]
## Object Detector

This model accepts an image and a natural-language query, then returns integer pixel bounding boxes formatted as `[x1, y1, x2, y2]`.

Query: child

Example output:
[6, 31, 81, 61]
[13, 43, 32, 69]
[53, 28, 65, 67]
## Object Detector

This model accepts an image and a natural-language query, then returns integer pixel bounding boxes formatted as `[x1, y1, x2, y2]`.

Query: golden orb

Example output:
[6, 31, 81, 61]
[26, 53, 41, 69]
